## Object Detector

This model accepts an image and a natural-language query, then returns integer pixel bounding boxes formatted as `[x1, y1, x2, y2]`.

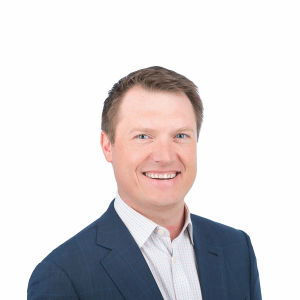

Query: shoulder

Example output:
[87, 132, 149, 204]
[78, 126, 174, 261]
[28, 217, 104, 298]
[28, 201, 123, 298]
[42, 217, 101, 265]
[191, 213, 249, 246]
[40, 201, 117, 267]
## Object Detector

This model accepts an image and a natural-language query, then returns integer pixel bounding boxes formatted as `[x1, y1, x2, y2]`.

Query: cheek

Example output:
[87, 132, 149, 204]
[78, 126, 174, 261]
[181, 146, 197, 166]
[180, 148, 197, 182]
[113, 143, 148, 176]
[127, 145, 152, 169]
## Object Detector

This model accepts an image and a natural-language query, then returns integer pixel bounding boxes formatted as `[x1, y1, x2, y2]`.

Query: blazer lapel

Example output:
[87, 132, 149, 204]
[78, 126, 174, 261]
[96, 201, 164, 300]
[192, 215, 229, 300]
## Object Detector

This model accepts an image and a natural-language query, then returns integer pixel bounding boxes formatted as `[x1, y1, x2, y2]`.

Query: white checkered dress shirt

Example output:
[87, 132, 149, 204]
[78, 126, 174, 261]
[114, 193, 203, 300]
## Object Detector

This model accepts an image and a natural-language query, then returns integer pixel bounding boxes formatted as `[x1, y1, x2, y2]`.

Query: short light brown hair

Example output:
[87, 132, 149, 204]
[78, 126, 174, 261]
[101, 66, 203, 145]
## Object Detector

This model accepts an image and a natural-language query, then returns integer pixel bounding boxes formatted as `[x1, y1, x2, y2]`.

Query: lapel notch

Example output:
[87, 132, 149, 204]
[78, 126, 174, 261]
[192, 215, 229, 300]
[96, 201, 164, 300]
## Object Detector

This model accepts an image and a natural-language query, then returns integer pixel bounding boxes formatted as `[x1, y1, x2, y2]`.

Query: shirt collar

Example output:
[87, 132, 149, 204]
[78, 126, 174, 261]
[114, 192, 194, 248]
[183, 203, 194, 245]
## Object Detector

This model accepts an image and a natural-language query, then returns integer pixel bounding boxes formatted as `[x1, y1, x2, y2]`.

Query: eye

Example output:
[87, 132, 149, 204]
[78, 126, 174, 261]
[176, 133, 187, 139]
[136, 134, 149, 139]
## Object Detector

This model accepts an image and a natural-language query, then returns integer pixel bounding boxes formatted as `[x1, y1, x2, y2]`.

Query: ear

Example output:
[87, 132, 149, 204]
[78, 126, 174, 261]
[100, 131, 113, 163]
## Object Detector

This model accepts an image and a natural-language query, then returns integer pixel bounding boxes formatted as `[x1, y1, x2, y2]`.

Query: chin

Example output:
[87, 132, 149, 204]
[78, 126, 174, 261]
[144, 193, 183, 207]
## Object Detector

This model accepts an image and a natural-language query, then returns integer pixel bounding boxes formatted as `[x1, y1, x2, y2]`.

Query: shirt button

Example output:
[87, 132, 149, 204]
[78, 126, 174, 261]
[158, 229, 164, 235]
[173, 257, 176, 264]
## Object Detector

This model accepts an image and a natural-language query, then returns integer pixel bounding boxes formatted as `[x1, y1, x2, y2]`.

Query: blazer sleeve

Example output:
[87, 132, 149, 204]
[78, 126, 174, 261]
[241, 231, 262, 300]
[27, 260, 79, 300]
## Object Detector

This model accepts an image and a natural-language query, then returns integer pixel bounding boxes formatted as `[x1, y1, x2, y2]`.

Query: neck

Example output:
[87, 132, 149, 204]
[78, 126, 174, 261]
[164, 207, 186, 242]
[119, 193, 186, 242]
[139, 203, 186, 242]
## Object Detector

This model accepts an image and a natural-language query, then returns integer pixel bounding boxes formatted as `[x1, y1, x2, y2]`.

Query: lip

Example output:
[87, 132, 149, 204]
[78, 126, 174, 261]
[141, 171, 181, 188]
[142, 170, 180, 174]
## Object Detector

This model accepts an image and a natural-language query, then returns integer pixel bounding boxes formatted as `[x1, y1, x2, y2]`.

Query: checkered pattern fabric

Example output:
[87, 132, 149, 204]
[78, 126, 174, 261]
[114, 192, 202, 300]
[27, 199, 262, 300]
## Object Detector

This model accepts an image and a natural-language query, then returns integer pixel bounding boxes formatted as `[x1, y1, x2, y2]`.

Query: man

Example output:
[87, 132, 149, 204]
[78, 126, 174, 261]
[28, 66, 262, 300]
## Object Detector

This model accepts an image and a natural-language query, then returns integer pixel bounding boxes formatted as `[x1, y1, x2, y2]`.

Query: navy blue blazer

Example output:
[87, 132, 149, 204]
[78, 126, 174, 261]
[28, 200, 262, 300]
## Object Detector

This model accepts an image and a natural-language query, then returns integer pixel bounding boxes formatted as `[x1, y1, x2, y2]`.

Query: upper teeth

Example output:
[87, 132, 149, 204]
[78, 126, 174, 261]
[145, 173, 177, 179]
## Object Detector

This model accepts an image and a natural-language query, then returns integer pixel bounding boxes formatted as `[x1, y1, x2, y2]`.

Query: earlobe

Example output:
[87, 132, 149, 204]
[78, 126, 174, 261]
[100, 131, 113, 163]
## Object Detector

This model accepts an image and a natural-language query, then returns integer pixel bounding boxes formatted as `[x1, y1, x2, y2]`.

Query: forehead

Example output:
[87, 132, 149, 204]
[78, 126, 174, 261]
[117, 85, 196, 127]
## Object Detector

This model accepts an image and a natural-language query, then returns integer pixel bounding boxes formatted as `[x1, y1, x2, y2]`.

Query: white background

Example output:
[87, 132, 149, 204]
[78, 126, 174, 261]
[1, 1, 299, 299]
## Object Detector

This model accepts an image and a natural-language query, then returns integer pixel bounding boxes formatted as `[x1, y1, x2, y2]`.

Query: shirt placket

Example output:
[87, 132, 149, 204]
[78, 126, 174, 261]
[154, 227, 176, 300]
[171, 234, 194, 300]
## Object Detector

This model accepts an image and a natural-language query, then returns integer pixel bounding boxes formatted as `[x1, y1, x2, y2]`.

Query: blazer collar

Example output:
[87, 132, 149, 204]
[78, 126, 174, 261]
[191, 214, 229, 300]
[96, 200, 164, 300]
[96, 201, 229, 300]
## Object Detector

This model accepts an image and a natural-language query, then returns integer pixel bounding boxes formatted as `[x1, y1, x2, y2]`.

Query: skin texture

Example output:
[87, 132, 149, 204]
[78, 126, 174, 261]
[101, 85, 198, 241]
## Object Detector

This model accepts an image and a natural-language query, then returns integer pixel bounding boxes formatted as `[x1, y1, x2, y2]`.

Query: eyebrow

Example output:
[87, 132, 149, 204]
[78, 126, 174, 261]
[129, 127, 194, 134]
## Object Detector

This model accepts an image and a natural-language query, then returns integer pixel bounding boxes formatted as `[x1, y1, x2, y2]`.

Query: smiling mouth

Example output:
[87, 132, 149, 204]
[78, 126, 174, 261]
[142, 172, 180, 180]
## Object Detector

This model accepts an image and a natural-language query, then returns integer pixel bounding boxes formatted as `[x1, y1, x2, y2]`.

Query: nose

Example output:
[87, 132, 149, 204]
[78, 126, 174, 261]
[151, 139, 176, 166]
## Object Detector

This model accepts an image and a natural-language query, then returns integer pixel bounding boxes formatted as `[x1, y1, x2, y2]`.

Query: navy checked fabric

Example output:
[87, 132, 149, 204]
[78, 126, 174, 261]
[27, 200, 262, 300]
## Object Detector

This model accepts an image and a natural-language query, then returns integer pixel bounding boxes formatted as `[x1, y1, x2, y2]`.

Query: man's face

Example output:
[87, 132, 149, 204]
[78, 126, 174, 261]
[101, 85, 197, 212]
